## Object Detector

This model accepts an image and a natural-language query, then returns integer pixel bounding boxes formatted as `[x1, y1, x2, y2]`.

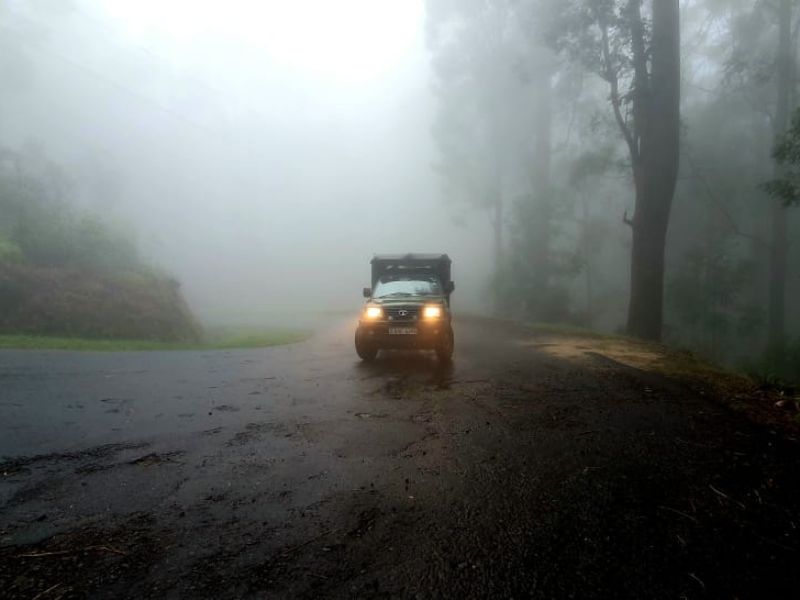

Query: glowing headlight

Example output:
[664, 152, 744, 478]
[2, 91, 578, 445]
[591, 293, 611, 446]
[364, 306, 383, 319]
[423, 305, 442, 319]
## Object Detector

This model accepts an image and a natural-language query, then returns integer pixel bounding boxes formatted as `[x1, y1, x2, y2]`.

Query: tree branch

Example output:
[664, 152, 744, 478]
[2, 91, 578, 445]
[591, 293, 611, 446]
[623, 209, 633, 227]
[628, 0, 650, 95]
[598, 14, 638, 166]
[627, 0, 649, 162]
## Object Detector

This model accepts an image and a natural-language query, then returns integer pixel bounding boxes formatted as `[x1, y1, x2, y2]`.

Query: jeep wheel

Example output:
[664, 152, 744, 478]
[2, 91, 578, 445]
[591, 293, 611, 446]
[435, 329, 454, 362]
[355, 332, 378, 362]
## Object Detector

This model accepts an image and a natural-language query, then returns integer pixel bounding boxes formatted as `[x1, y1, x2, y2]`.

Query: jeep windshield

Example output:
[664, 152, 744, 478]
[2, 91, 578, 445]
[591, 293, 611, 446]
[373, 277, 442, 298]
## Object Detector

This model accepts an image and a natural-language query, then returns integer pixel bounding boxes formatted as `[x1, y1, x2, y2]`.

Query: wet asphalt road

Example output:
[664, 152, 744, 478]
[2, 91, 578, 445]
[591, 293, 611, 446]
[1, 317, 800, 599]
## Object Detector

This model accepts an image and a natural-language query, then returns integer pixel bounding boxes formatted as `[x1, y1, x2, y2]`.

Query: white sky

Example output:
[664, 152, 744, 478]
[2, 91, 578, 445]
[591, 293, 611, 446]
[4, 1, 494, 319]
[97, 0, 424, 84]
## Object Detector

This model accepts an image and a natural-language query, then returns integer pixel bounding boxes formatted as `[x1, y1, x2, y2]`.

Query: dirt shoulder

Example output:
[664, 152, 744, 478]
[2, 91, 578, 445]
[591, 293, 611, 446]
[522, 324, 800, 440]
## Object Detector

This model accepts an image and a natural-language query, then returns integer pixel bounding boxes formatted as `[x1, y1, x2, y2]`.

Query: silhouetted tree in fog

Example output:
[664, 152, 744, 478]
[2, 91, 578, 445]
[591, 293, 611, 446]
[547, 0, 681, 341]
[427, 0, 532, 272]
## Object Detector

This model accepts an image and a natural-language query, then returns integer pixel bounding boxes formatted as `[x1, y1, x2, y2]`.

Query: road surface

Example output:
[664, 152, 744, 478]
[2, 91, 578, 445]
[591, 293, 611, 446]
[1, 317, 799, 598]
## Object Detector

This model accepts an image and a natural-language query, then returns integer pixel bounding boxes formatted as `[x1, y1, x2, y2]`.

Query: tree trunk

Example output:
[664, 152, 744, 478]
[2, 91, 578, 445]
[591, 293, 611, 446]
[582, 196, 593, 328]
[626, 0, 681, 341]
[493, 193, 504, 273]
[489, 106, 505, 276]
[768, 0, 793, 350]
[749, 117, 772, 351]
[528, 67, 553, 318]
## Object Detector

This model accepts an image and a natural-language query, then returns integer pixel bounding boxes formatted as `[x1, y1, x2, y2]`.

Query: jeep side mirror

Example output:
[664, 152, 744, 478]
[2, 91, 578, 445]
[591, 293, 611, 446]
[362, 287, 371, 298]
[446, 281, 455, 293]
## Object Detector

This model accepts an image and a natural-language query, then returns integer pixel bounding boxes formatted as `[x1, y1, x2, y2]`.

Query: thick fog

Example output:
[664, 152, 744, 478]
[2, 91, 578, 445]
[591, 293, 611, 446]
[1, 1, 493, 324]
[4, 0, 800, 376]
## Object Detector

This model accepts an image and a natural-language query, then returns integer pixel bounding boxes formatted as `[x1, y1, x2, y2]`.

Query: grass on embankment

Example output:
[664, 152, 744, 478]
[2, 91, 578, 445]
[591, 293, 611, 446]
[0, 327, 310, 352]
[524, 322, 800, 437]
[525, 321, 753, 392]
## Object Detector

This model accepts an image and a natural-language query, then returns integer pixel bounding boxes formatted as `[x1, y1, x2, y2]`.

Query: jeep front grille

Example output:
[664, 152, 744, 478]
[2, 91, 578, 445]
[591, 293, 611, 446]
[384, 306, 420, 321]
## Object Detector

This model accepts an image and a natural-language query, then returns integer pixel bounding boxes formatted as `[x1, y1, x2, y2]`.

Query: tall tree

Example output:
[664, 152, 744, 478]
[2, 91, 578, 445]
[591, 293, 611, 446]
[717, 0, 799, 351]
[626, 0, 681, 340]
[767, 0, 794, 348]
[547, 0, 681, 340]
[526, 61, 554, 314]
[427, 0, 544, 275]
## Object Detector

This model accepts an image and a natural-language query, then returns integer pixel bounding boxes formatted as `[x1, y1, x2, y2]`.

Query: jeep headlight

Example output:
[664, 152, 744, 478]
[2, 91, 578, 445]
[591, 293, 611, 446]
[423, 305, 442, 319]
[364, 306, 383, 320]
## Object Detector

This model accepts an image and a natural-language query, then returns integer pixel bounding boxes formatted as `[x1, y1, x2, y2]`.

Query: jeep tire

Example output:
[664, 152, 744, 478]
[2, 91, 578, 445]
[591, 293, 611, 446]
[435, 328, 454, 362]
[355, 330, 378, 361]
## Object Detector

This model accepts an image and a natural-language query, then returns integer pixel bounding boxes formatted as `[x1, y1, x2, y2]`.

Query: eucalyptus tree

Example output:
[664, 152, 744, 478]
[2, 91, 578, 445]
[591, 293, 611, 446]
[545, 0, 681, 341]
[766, 0, 796, 349]
[766, 111, 800, 207]
[718, 0, 799, 349]
[426, 0, 543, 272]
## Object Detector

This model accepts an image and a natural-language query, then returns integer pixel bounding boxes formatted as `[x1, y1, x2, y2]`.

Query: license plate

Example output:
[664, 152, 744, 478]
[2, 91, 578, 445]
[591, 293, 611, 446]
[388, 327, 417, 335]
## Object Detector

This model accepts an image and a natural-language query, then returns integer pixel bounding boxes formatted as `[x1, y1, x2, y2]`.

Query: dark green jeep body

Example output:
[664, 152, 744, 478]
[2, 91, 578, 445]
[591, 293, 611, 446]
[355, 254, 455, 362]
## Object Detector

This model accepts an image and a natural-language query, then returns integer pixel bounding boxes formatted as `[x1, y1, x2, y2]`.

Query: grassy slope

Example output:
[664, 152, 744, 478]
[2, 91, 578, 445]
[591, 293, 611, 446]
[0, 262, 201, 342]
[0, 327, 310, 352]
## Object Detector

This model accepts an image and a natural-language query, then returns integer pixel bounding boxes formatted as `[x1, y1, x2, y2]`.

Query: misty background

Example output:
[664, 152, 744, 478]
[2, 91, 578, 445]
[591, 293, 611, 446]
[1, 0, 493, 324]
[2, 0, 800, 378]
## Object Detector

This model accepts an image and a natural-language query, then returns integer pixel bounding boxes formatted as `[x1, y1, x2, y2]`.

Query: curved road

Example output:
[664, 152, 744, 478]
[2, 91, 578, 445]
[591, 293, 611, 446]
[1, 317, 799, 598]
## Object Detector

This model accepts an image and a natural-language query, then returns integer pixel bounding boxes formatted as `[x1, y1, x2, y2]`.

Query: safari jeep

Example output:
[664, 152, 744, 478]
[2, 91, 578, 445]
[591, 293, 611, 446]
[355, 253, 455, 362]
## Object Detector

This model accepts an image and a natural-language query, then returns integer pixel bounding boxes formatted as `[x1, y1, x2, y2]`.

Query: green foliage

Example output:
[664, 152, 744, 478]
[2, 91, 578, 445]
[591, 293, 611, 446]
[542, 0, 643, 110]
[0, 261, 200, 341]
[492, 258, 574, 323]
[742, 338, 800, 387]
[0, 328, 309, 352]
[0, 145, 198, 341]
[426, 0, 533, 213]
[763, 108, 800, 206]
[543, 0, 634, 71]
[0, 147, 139, 273]
[0, 235, 23, 263]
[494, 188, 583, 323]
[667, 245, 762, 361]
[570, 146, 619, 184]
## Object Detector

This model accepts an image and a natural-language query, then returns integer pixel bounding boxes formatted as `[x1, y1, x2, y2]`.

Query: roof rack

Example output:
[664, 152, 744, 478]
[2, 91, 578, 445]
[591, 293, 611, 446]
[370, 254, 451, 289]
